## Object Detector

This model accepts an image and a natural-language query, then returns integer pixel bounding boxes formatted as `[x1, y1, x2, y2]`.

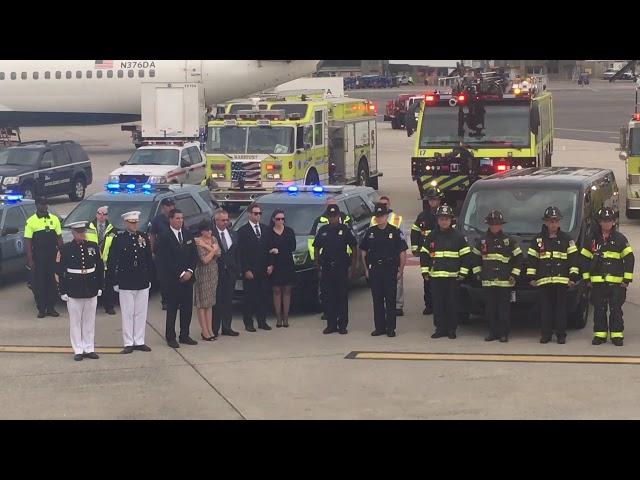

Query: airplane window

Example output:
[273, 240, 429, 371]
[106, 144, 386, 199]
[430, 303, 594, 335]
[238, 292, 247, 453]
[76, 71, 82, 79]
[55, 71, 61, 79]
[10, 72, 16, 80]
[21, 72, 27, 80]
[128, 70, 134, 78]
[66, 71, 72, 79]
[44, 71, 50, 79]
[0, 73, 4, 80]
[149, 70, 156, 78]
[33, 72, 39, 80]
[138, 69, 144, 78]
[117, 70, 123, 78]
[96, 70, 103, 79]
[86, 70, 92, 79]
[107, 70, 113, 78]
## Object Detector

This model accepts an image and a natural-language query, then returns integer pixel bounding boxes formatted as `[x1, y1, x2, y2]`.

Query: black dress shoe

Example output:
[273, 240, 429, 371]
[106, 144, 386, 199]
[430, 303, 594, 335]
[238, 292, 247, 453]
[556, 336, 566, 345]
[338, 329, 348, 335]
[135, 344, 152, 352]
[46, 309, 60, 317]
[105, 307, 116, 315]
[245, 326, 257, 332]
[179, 337, 198, 345]
[612, 338, 624, 347]
[395, 309, 404, 317]
[84, 352, 99, 359]
[448, 332, 457, 339]
[167, 339, 180, 348]
[258, 323, 272, 331]
[221, 330, 239, 337]
[422, 307, 433, 315]
[540, 336, 552, 344]
[431, 330, 448, 339]
[323, 327, 337, 334]
[371, 330, 385, 336]
[387, 330, 396, 337]
[592, 337, 606, 345]
[74, 354, 84, 361]
[499, 336, 509, 343]
[485, 335, 499, 342]
[37, 311, 46, 318]
[121, 346, 135, 354]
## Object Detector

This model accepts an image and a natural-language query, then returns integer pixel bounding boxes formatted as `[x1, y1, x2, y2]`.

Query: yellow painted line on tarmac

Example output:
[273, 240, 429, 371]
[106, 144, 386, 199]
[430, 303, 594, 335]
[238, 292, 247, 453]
[345, 351, 640, 365]
[0, 345, 122, 354]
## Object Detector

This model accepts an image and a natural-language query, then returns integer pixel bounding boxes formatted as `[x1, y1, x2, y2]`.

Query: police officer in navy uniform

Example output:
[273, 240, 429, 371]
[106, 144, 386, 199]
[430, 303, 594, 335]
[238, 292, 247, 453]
[24, 197, 63, 318]
[581, 207, 635, 346]
[108, 211, 154, 354]
[359, 203, 407, 337]
[410, 186, 443, 315]
[312, 204, 358, 334]
[57, 221, 104, 361]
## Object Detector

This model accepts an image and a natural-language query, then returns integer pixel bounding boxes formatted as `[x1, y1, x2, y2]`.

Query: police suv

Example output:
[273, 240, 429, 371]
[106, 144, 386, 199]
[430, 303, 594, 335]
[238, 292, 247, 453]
[457, 166, 619, 329]
[0, 141, 93, 201]
[232, 185, 379, 309]
[108, 142, 206, 186]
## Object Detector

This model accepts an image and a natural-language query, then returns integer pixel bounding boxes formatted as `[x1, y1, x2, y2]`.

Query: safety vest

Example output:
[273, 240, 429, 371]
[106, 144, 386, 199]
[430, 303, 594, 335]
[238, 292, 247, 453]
[308, 213, 353, 260]
[24, 213, 61, 259]
[86, 222, 115, 266]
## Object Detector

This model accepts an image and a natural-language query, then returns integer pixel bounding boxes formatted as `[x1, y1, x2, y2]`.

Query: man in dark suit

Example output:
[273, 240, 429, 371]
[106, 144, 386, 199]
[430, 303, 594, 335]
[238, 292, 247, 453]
[156, 208, 199, 348]
[237, 204, 272, 332]
[212, 208, 240, 337]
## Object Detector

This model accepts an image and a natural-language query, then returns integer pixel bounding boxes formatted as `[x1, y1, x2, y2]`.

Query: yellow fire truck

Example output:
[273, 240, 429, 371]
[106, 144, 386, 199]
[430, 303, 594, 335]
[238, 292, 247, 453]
[204, 91, 381, 206]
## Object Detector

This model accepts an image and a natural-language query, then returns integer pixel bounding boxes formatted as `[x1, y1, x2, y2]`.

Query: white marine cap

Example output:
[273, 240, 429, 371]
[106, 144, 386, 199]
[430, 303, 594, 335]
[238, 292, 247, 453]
[67, 221, 90, 231]
[121, 211, 141, 222]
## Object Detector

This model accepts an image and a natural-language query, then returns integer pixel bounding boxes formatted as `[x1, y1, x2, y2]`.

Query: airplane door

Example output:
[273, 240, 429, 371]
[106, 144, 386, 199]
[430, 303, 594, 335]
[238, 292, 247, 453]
[185, 60, 202, 82]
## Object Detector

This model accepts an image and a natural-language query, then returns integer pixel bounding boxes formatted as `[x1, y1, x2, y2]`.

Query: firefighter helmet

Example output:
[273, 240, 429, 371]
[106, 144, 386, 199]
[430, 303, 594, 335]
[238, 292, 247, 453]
[485, 210, 507, 225]
[543, 206, 563, 220]
[435, 204, 455, 217]
[596, 207, 616, 221]
[425, 186, 444, 199]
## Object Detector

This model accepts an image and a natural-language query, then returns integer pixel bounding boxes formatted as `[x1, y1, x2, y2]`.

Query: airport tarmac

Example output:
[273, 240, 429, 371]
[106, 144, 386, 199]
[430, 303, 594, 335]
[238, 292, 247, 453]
[2, 87, 640, 419]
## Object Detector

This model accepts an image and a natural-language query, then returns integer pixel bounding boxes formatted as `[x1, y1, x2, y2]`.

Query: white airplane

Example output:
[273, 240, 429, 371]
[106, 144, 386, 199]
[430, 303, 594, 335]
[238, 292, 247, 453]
[0, 60, 320, 127]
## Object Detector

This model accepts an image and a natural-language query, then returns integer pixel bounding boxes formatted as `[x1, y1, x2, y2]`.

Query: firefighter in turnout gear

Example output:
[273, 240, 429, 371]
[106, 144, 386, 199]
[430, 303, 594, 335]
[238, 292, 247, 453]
[57, 221, 104, 362]
[420, 204, 470, 339]
[581, 207, 634, 346]
[360, 203, 408, 337]
[312, 204, 358, 334]
[371, 196, 406, 316]
[410, 186, 443, 315]
[527, 206, 580, 344]
[470, 210, 522, 343]
[86, 206, 117, 315]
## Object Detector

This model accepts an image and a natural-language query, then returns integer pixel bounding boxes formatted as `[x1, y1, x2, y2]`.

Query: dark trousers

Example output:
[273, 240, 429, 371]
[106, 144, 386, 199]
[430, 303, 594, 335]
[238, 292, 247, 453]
[423, 278, 432, 310]
[33, 259, 58, 312]
[100, 275, 116, 309]
[243, 275, 269, 327]
[165, 282, 194, 341]
[539, 284, 567, 338]
[214, 270, 234, 335]
[369, 263, 397, 333]
[485, 287, 511, 337]
[591, 284, 626, 336]
[321, 265, 349, 330]
[431, 278, 459, 333]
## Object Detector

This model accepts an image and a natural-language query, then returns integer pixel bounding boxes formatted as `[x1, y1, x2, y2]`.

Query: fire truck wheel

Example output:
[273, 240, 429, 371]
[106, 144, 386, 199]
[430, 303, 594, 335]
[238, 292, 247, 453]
[305, 169, 320, 186]
[356, 160, 369, 187]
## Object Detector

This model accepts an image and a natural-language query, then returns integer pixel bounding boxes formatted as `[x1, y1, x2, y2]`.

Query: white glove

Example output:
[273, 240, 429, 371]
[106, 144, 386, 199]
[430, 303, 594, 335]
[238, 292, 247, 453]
[97, 289, 102, 297]
[113, 285, 119, 292]
[61, 294, 69, 302]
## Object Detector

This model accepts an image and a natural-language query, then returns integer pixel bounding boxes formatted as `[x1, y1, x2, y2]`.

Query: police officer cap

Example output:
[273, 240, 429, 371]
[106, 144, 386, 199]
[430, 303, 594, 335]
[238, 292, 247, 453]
[485, 210, 507, 225]
[374, 203, 389, 217]
[121, 211, 141, 222]
[435, 204, 455, 217]
[425, 186, 444, 199]
[597, 207, 616, 221]
[160, 197, 176, 206]
[326, 204, 341, 217]
[543, 206, 563, 220]
[68, 221, 89, 231]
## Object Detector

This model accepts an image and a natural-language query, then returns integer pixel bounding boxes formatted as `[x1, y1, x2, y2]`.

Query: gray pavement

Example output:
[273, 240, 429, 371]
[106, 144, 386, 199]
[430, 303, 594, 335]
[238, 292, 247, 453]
[2, 107, 640, 419]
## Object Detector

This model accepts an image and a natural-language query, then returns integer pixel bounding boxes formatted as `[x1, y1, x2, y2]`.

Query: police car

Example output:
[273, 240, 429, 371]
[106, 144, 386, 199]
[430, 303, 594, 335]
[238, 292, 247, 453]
[62, 183, 218, 243]
[457, 166, 619, 329]
[231, 185, 379, 309]
[0, 141, 93, 201]
[108, 142, 206, 186]
[0, 194, 62, 280]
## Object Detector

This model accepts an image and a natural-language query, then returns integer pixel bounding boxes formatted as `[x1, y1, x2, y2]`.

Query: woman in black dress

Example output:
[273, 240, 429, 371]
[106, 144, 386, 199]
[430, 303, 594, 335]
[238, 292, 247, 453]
[266, 209, 297, 327]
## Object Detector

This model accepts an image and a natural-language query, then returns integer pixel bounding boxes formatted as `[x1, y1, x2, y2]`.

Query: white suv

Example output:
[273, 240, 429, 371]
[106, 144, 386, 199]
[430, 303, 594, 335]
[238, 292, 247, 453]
[109, 142, 205, 185]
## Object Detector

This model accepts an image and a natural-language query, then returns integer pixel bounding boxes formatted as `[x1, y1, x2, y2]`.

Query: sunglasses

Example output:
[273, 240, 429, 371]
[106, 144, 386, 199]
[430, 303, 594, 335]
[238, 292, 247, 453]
[275, 217, 285, 221]
[97, 212, 108, 215]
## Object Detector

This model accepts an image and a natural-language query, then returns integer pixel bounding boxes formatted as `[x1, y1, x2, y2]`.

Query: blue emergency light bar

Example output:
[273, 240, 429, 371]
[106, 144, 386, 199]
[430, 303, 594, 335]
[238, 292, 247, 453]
[273, 185, 344, 194]
[0, 193, 23, 203]
[106, 182, 156, 193]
